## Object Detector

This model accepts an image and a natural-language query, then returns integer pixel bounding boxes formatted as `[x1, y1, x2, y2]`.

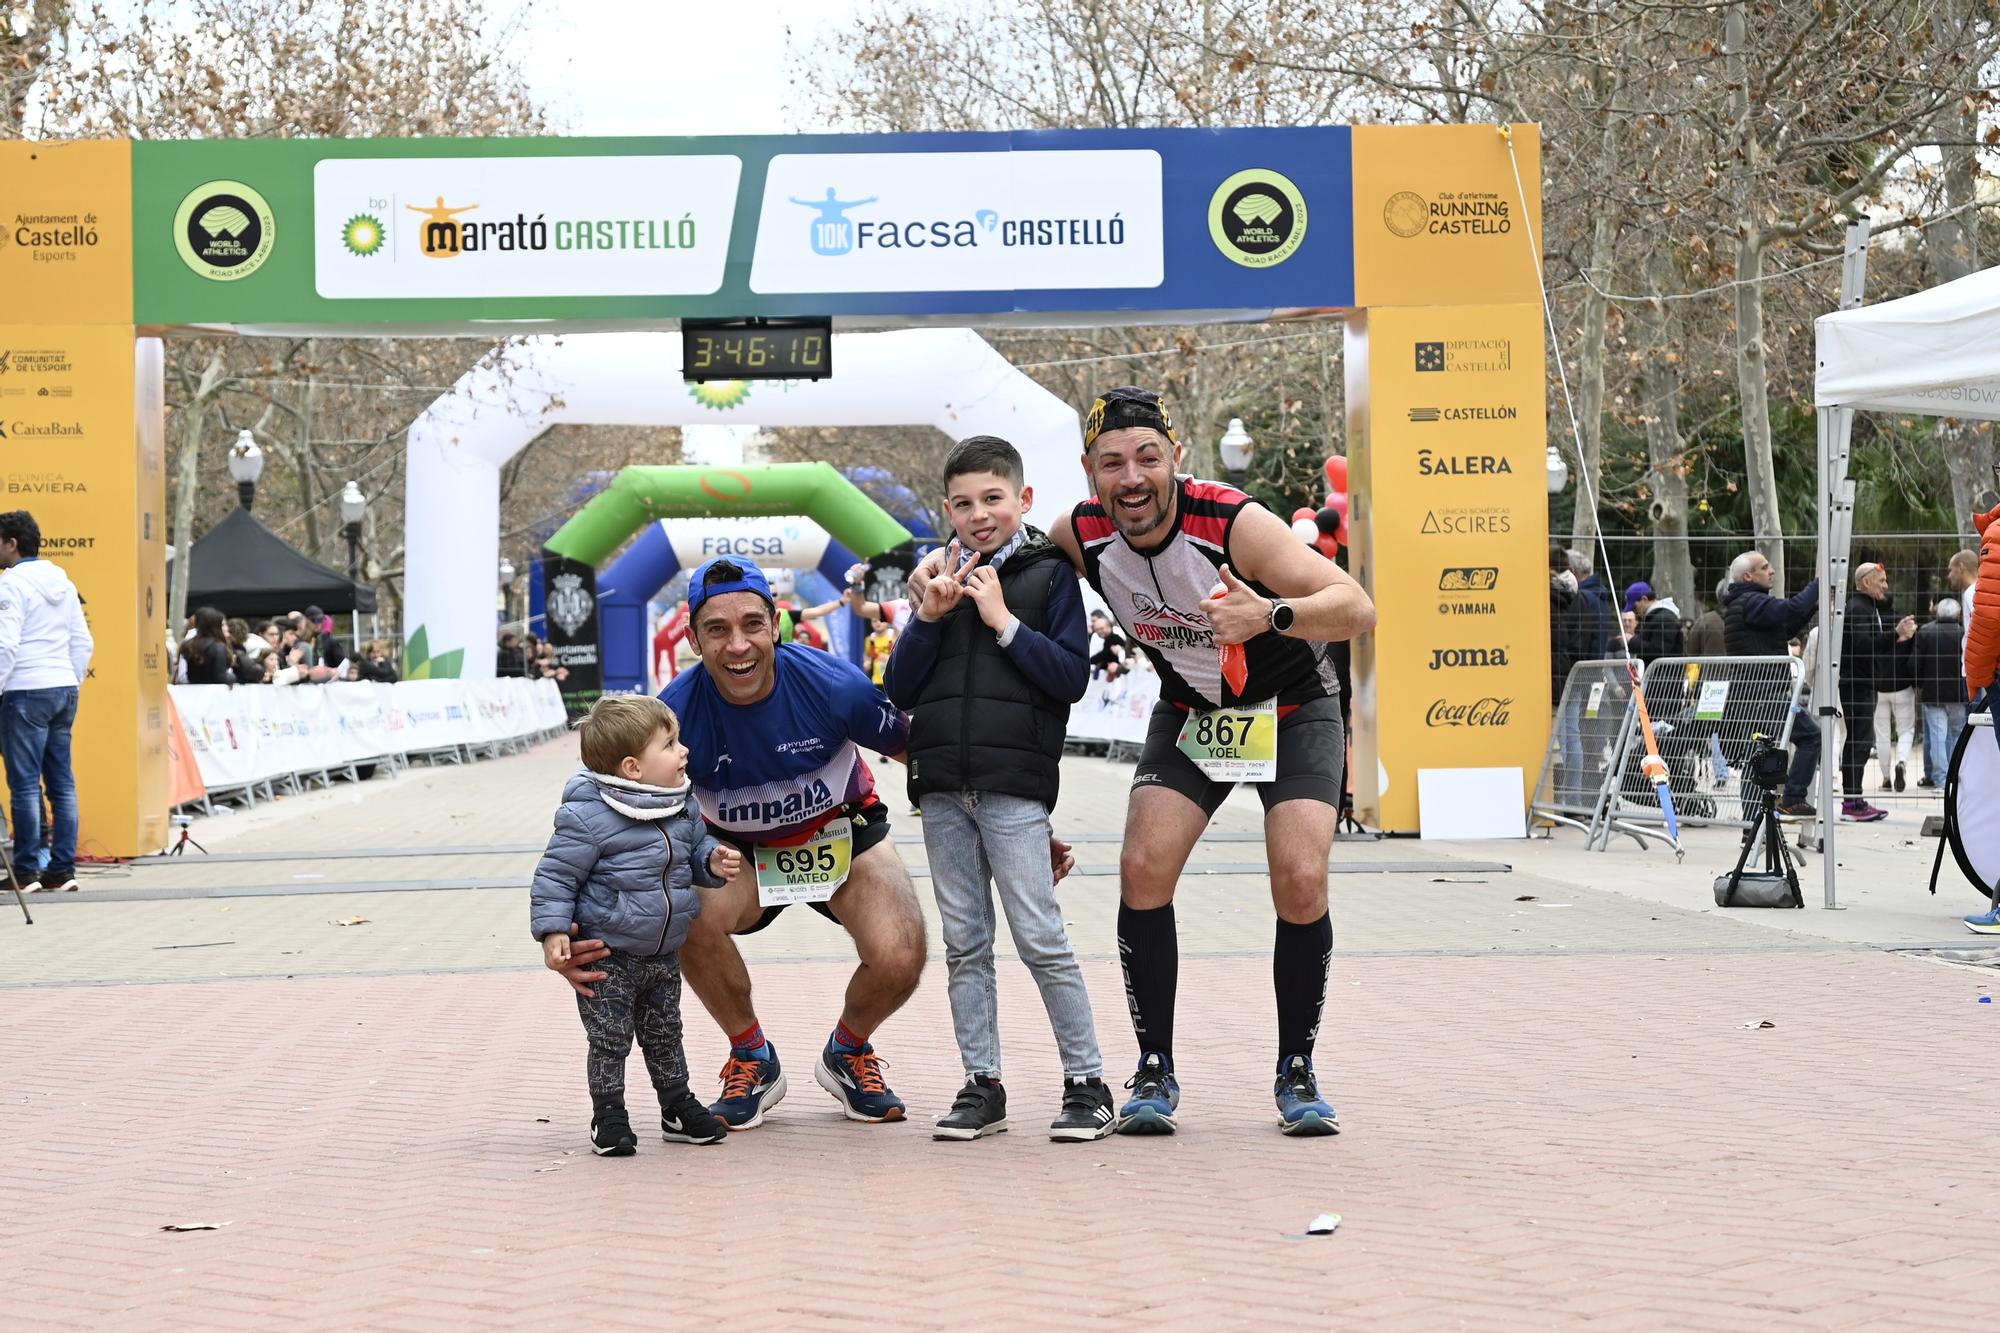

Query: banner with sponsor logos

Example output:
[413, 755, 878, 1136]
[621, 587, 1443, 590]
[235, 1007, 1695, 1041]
[170, 677, 564, 793]
[1346, 303, 1550, 833]
[1064, 669, 1163, 746]
[0, 322, 169, 859]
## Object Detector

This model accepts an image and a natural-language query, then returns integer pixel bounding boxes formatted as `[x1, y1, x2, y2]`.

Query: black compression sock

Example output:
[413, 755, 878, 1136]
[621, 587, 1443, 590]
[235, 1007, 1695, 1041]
[1117, 901, 1178, 1065]
[1275, 913, 1334, 1062]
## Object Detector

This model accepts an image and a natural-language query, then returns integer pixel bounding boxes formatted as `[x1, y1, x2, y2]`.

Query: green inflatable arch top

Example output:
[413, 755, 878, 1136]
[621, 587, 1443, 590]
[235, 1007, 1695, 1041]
[544, 462, 914, 565]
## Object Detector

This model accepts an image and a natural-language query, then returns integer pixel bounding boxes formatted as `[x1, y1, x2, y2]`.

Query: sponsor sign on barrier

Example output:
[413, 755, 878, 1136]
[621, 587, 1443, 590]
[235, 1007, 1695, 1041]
[171, 678, 564, 791]
[1064, 669, 1162, 746]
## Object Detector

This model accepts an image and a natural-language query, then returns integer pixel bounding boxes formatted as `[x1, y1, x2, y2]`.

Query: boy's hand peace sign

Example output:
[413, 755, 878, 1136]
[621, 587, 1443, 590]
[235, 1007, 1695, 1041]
[916, 541, 982, 623]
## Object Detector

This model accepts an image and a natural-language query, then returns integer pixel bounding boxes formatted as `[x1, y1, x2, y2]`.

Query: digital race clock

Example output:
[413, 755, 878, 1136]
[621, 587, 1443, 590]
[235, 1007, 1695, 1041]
[681, 317, 832, 382]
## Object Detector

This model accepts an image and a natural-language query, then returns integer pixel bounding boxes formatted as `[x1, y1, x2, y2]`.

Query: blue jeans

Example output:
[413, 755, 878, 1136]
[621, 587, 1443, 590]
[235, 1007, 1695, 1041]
[1555, 692, 1587, 804]
[1, 686, 80, 879]
[1923, 703, 1966, 783]
[920, 790, 1103, 1079]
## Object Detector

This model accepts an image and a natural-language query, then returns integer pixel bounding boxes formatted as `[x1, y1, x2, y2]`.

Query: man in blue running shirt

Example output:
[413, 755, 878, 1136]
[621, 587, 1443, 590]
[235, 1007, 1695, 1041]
[554, 557, 1073, 1129]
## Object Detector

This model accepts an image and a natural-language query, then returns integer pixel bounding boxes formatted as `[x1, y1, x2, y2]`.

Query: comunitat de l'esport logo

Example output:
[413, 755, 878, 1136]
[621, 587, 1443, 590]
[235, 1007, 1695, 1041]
[174, 180, 276, 281]
[1206, 168, 1307, 268]
[1383, 190, 1512, 239]
[787, 187, 1126, 256]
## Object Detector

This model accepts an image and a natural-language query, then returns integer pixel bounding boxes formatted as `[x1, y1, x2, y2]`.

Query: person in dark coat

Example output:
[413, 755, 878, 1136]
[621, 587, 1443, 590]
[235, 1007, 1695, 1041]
[1719, 550, 1821, 816]
[1568, 550, 1615, 661]
[1913, 599, 1968, 787]
[1684, 581, 1728, 658]
[178, 606, 236, 685]
[1624, 581, 1686, 665]
[1550, 549, 1597, 802]
[1838, 563, 1912, 821]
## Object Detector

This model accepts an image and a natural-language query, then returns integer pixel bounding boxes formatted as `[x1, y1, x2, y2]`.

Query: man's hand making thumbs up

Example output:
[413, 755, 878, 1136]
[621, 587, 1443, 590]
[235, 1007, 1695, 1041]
[1199, 564, 1275, 646]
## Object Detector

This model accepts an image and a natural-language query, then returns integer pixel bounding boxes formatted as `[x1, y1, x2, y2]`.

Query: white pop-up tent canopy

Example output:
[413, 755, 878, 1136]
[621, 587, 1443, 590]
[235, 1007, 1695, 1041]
[1813, 258, 2000, 909]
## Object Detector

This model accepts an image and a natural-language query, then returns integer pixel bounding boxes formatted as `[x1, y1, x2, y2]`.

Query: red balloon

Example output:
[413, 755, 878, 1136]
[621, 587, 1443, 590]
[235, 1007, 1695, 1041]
[1323, 454, 1349, 491]
[1336, 514, 1350, 546]
[1291, 505, 1317, 525]
[1315, 532, 1341, 560]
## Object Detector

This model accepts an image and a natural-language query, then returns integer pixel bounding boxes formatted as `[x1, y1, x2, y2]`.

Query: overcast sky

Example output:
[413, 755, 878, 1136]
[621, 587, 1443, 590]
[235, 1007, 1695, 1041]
[512, 0, 874, 137]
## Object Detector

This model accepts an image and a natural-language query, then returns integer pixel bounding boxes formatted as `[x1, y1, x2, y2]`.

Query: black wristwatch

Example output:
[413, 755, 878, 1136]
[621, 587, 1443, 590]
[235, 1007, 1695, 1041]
[1267, 598, 1295, 634]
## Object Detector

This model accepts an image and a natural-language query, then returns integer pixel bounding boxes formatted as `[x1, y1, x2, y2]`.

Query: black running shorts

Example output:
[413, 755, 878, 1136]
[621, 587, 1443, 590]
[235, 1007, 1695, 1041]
[1131, 694, 1345, 817]
[721, 798, 892, 935]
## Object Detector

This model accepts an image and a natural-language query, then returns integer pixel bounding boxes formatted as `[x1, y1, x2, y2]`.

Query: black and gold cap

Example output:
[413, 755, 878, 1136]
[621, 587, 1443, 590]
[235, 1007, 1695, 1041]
[1083, 386, 1177, 449]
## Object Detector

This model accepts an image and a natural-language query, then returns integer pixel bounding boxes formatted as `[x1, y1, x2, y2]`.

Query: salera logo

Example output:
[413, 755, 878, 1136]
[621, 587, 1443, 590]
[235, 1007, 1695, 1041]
[1428, 647, 1509, 670]
[1418, 449, 1513, 477]
[1208, 167, 1307, 269]
[174, 180, 277, 282]
[1425, 696, 1513, 727]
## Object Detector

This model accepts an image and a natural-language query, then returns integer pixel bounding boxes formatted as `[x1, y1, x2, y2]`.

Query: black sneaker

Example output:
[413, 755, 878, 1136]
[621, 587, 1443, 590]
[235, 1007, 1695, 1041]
[1050, 1077, 1116, 1142]
[933, 1075, 1008, 1140]
[660, 1090, 728, 1145]
[1894, 762, 1907, 793]
[590, 1102, 637, 1157]
[1775, 801, 1816, 819]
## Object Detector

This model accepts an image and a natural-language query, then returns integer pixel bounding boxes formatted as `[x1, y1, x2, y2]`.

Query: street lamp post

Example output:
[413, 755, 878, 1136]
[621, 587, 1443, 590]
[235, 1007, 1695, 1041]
[1218, 417, 1254, 489]
[227, 430, 264, 510]
[1546, 444, 1570, 496]
[340, 481, 366, 644]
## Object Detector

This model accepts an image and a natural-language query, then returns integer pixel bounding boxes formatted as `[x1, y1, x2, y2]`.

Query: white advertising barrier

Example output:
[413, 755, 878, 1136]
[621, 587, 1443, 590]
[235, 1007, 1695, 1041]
[1065, 669, 1162, 745]
[172, 678, 564, 791]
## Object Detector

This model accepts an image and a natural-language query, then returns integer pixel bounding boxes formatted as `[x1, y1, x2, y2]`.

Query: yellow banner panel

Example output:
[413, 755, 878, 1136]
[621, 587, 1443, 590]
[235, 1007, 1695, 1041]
[0, 141, 134, 325]
[1347, 304, 1550, 833]
[0, 324, 167, 858]
[1350, 124, 1542, 309]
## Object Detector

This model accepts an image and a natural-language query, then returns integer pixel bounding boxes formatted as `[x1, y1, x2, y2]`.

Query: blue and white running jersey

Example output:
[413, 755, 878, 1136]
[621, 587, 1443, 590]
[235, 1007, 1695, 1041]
[661, 642, 910, 846]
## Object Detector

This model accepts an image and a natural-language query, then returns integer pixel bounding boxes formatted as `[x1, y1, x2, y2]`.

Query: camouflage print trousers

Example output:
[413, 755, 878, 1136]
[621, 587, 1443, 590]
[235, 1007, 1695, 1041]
[575, 950, 689, 1106]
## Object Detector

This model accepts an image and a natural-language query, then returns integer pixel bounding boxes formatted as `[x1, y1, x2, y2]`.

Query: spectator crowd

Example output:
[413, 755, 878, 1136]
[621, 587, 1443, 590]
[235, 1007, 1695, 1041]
[177, 605, 399, 687]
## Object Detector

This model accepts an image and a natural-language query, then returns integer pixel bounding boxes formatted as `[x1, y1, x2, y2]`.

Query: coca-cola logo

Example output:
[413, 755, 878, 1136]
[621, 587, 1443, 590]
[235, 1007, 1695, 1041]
[1425, 696, 1513, 727]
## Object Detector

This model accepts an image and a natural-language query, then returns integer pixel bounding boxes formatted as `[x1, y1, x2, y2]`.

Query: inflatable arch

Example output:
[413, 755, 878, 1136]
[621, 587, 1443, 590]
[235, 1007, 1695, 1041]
[404, 329, 1079, 680]
[539, 463, 913, 693]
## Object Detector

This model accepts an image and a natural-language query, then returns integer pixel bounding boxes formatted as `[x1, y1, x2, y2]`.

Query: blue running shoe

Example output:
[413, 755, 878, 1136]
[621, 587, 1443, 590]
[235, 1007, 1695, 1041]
[1274, 1055, 1340, 1136]
[1966, 908, 2000, 935]
[711, 1043, 787, 1130]
[1115, 1052, 1180, 1135]
[813, 1040, 907, 1122]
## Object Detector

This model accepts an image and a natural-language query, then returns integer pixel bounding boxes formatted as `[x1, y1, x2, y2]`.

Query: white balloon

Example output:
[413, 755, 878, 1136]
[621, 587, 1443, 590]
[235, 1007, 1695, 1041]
[1291, 517, 1320, 544]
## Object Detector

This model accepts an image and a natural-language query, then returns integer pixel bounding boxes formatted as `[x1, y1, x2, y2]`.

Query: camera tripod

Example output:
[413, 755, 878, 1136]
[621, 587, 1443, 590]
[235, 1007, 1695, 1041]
[166, 815, 208, 856]
[1718, 778, 1805, 908]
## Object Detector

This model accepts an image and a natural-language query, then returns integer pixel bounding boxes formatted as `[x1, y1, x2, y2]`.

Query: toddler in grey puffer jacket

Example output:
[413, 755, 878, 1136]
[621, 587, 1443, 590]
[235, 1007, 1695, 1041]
[530, 695, 742, 1155]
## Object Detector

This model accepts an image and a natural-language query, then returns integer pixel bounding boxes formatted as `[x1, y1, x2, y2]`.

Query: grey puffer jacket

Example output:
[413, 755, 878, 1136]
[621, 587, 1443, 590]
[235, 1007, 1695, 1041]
[529, 770, 724, 957]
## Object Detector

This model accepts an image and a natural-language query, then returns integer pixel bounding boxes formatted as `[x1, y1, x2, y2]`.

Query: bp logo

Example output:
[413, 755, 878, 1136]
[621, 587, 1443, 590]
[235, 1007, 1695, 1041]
[688, 381, 751, 411]
[342, 214, 386, 257]
[1208, 168, 1307, 269]
[1383, 191, 1429, 239]
[549, 573, 595, 637]
[174, 180, 276, 281]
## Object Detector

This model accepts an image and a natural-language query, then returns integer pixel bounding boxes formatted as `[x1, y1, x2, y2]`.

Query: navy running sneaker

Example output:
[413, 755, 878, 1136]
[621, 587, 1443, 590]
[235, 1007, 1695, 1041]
[813, 1039, 907, 1122]
[711, 1043, 787, 1130]
[1274, 1055, 1340, 1136]
[1115, 1052, 1179, 1135]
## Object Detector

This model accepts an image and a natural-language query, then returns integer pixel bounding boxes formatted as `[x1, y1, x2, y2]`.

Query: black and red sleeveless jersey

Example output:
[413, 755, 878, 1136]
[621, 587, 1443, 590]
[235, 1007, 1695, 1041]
[1072, 476, 1340, 710]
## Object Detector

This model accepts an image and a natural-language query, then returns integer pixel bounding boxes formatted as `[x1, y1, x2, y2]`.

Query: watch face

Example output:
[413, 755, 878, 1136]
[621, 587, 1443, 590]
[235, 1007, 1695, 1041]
[1272, 600, 1295, 631]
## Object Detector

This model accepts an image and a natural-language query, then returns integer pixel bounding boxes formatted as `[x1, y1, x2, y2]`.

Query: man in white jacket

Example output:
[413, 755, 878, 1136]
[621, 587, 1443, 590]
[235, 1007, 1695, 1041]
[0, 511, 94, 892]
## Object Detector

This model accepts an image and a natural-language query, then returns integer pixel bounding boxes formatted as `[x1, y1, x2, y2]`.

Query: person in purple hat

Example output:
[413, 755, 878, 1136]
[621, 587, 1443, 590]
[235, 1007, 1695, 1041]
[1624, 580, 1686, 665]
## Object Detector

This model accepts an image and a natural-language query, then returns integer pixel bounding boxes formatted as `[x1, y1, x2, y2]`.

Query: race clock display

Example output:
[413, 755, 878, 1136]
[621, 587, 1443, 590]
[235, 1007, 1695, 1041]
[681, 317, 832, 382]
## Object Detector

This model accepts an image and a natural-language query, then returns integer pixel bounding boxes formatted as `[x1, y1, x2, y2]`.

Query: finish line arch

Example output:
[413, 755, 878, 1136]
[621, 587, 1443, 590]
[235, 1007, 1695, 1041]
[403, 328, 1077, 682]
[3, 122, 1546, 852]
[533, 463, 913, 705]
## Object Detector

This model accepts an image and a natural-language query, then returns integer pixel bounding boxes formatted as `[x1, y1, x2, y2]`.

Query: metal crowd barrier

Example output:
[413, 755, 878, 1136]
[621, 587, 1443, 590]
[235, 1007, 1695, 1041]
[1534, 655, 1805, 852]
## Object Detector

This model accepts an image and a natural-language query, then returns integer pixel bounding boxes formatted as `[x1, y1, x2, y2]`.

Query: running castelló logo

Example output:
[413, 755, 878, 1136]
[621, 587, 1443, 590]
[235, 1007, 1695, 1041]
[791, 188, 877, 256]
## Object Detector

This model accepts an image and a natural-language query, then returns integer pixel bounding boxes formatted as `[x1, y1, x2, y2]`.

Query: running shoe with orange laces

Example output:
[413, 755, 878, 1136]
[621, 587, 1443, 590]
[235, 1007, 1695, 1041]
[813, 1038, 907, 1122]
[711, 1043, 788, 1130]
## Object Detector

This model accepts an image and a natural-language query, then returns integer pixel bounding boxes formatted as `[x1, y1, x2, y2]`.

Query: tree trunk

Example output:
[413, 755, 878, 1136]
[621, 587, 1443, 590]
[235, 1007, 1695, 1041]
[1922, 24, 1992, 538]
[1568, 75, 1622, 552]
[167, 351, 228, 630]
[1724, 2, 1786, 588]
[1641, 250, 1697, 612]
[1732, 223, 1785, 584]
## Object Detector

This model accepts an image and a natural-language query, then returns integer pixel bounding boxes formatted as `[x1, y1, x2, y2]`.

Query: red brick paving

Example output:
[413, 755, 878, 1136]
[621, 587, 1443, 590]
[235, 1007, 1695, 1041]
[4, 949, 1998, 1329]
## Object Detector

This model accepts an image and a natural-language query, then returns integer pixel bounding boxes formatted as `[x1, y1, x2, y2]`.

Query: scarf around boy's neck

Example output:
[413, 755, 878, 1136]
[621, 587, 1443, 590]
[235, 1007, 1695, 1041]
[584, 769, 692, 821]
[984, 526, 1032, 571]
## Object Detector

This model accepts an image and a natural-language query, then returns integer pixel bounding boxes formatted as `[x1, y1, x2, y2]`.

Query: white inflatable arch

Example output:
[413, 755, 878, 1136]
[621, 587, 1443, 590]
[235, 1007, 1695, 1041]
[404, 329, 1082, 679]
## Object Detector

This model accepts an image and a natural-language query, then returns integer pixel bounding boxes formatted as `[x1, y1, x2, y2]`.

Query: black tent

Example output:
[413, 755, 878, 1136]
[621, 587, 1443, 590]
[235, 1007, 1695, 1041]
[182, 505, 377, 616]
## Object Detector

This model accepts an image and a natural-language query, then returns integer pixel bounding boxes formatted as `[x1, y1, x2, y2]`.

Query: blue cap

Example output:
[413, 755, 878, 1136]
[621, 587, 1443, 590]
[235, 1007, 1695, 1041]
[687, 557, 774, 617]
